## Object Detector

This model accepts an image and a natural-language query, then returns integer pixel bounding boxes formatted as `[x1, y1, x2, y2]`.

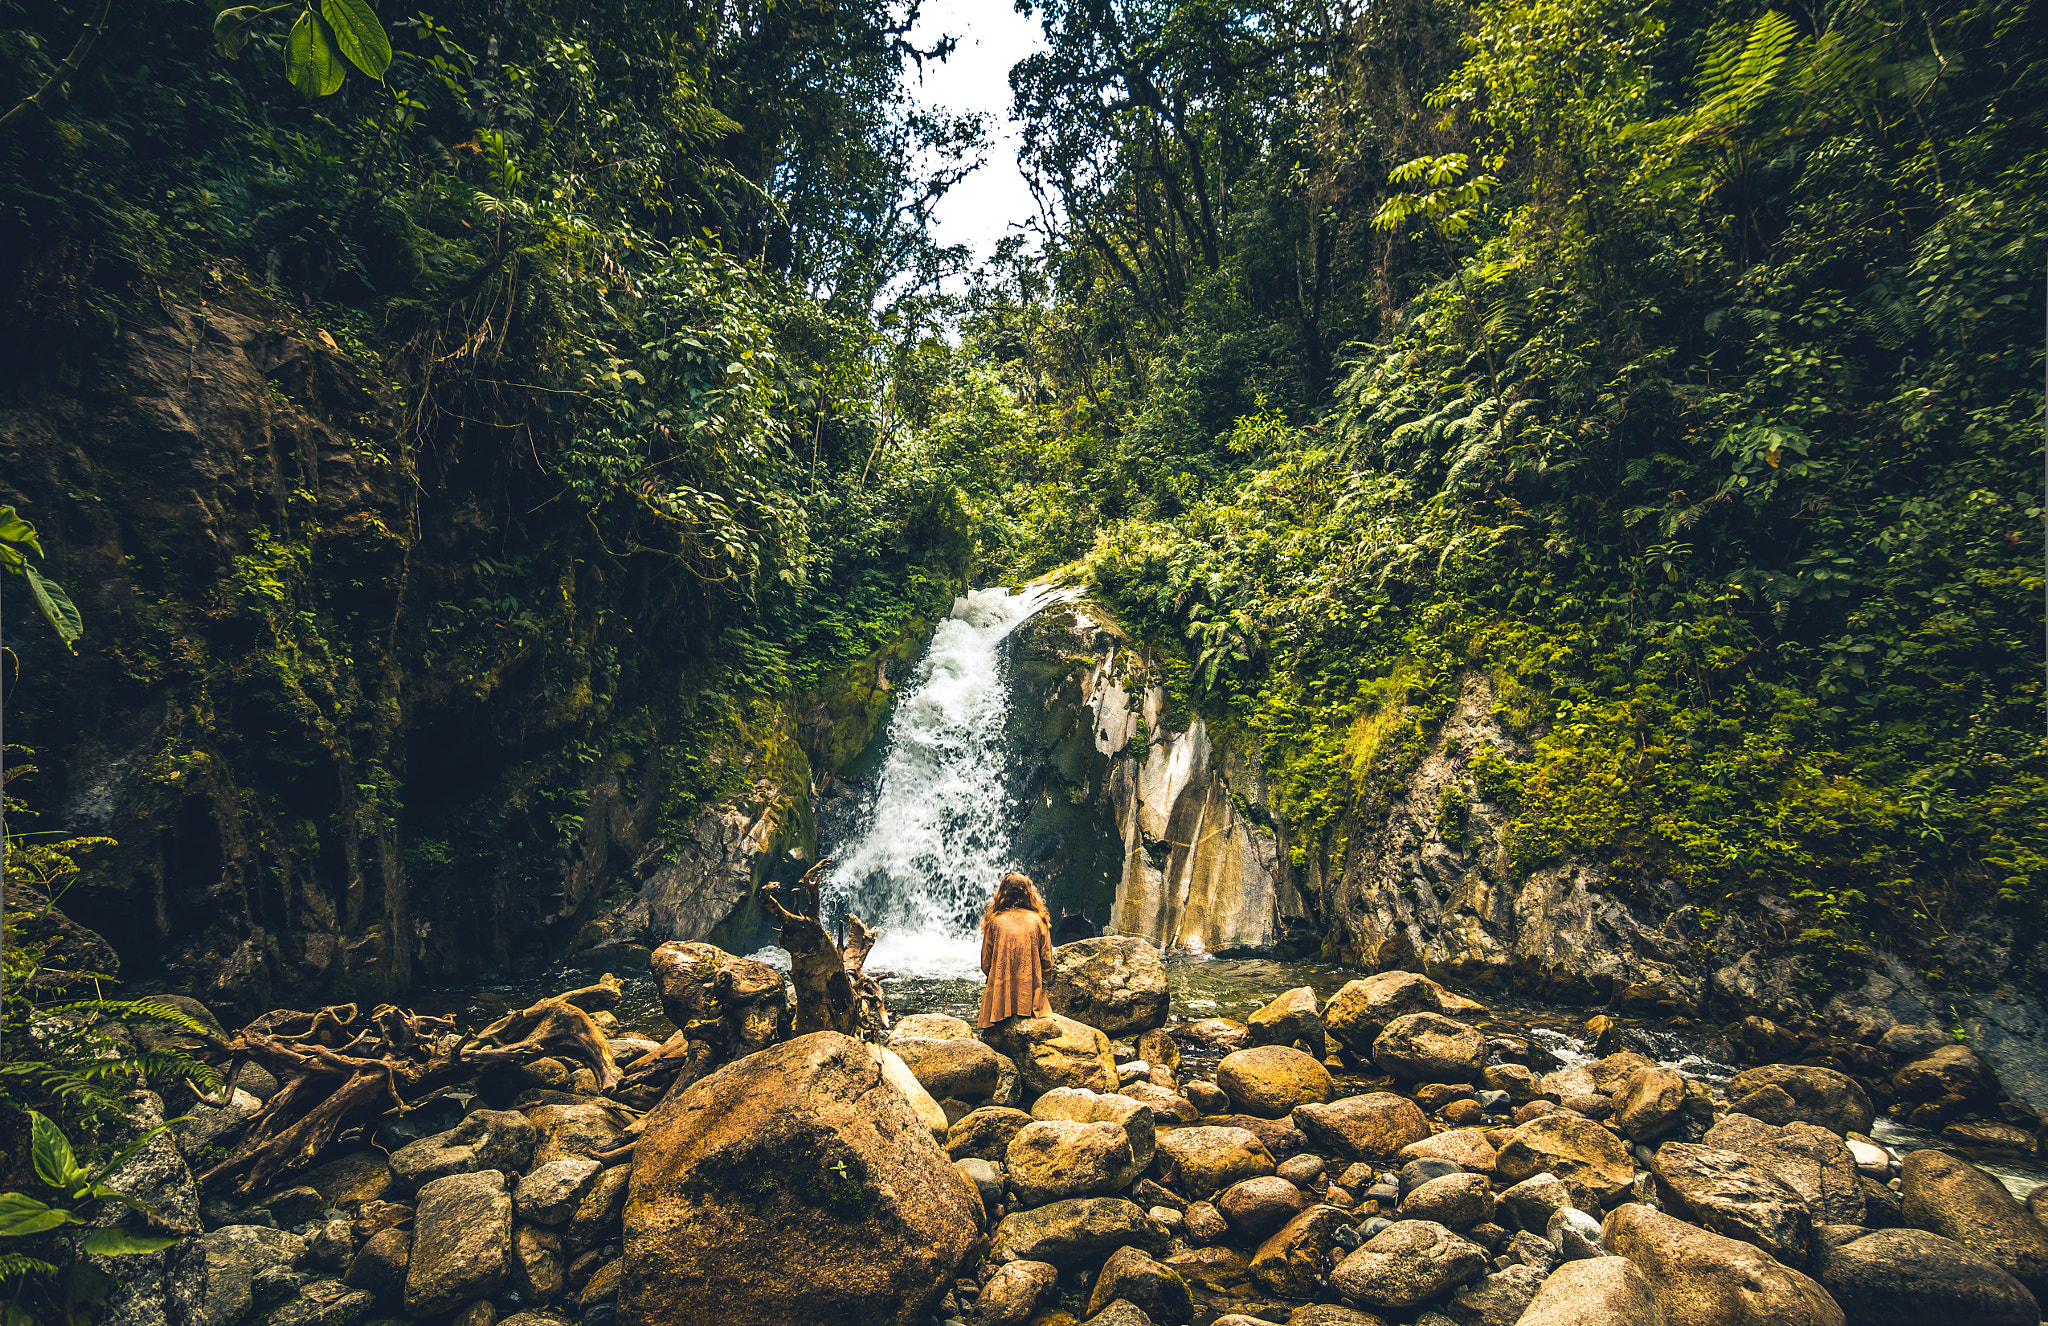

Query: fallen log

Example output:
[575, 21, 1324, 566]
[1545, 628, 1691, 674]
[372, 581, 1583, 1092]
[195, 978, 623, 1196]
[761, 857, 890, 1042]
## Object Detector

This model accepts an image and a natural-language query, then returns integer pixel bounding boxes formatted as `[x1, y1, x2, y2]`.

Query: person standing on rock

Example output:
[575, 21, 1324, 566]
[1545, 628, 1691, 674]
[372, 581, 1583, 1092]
[978, 871, 1053, 1028]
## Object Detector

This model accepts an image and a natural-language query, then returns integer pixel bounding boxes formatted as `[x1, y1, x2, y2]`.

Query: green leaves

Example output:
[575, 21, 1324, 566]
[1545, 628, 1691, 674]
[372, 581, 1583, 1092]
[30, 1113, 84, 1194]
[321, 0, 391, 78]
[288, 10, 345, 99]
[0, 1193, 71, 1239]
[77, 1229, 180, 1257]
[0, 505, 82, 652]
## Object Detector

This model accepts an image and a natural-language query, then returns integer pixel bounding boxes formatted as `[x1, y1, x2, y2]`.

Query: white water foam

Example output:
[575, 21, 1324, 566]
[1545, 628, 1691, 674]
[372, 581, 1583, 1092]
[822, 583, 1074, 979]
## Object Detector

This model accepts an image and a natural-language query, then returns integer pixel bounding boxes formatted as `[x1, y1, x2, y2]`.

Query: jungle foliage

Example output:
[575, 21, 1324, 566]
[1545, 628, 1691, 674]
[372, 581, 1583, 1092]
[941, 0, 2046, 976]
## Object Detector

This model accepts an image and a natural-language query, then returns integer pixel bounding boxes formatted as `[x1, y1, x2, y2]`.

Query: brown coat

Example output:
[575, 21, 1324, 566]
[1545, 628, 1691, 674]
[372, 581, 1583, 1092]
[978, 907, 1052, 1028]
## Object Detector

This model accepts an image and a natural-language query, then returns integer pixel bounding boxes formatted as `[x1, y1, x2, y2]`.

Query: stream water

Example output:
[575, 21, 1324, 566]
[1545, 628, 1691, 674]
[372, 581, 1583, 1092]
[431, 584, 2048, 1200]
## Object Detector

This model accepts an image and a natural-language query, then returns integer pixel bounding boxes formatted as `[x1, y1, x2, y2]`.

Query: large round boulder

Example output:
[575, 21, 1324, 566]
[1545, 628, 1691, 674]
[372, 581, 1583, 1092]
[1898, 1148, 2048, 1299]
[1703, 1113, 1862, 1225]
[888, 1036, 1005, 1101]
[1214, 1176, 1310, 1242]
[1371, 1013, 1486, 1083]
[1321, 972, 1480, 1055]
[1047, 937, 1169, 1036]
[1215, 1046, 1333, 1118]
[619, 1031, 981, 1326]
[1724, 1066, 1873, 1136]
[984, 1013, 1120, 1095]
[1611, 1065, 1687, 1141]
[1816, 1227, 2037, 1326]
[1493, 1113, 1634, 1209]
[1153, 1126, 1276, 1199]
[1518, 1257, 1669, 1326]
[1006, 1120, 1140, 1207]
[1328, 1219, 1488, 1309]
[988, 1197, 1167, 1268]
[1247, 987, 1328, 1060]
[1891, 1043, 1999, 1104]
[1604, 1202, 1844, 1326]
[1290, 1093, 1429, 1164]
[1649, 1143, 1814, 1266]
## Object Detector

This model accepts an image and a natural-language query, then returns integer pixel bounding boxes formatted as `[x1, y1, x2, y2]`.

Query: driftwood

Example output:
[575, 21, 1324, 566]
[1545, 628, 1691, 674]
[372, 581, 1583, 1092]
[195, 977, 624, 1196]
[761, 857, 889, 1042]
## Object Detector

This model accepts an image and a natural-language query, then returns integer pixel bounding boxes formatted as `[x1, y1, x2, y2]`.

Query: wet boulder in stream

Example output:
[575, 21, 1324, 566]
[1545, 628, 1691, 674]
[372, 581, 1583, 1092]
[1492, 1113, 1633, 1208]
[1248, 987, 1329, 1059]
[984, 1012, 1120, 1094]
[1372, 1013, 1487, 1083]
[1216, 1045, 1333, 1117]
[1322, 971, 1482, 1055]
[1898, 1148, 2048, 1300]
[1815, 1227, 2038, 1326]
[1048, 937, 1169, 1036]
[1724, 1065, 1874, 1136]
[1604, 1202, 1844, 1326]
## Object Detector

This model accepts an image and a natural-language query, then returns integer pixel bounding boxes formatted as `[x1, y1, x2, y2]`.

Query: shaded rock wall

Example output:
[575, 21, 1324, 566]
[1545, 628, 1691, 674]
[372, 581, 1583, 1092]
[0, 291, 940, 1017]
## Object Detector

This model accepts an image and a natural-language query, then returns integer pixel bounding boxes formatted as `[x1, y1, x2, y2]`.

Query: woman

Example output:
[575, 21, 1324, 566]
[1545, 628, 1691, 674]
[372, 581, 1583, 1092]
[978, 871, 1053, 1029]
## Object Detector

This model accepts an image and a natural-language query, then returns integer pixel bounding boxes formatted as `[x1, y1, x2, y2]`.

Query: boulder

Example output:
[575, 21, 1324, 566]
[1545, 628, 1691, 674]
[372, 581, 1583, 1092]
[1480, 1063, 1544, 1105]
[1329, 1220, 1488, 1309]
[1207, 1112, 1309, 1160]
[301, 1152, 394, 1210]
[1122, 1081, 1199, 1124]
[1286, 1309, 1389, 1326]
[1153, 1126, 1276, 1199]
[1611, 1066, 1687, 1141]
[193, 1226, 306, 1326]
[404, 1170, 514, 1316]
[956, 1157, 1004, 1213]
[1878, 1024, 1951, 1061]
[264, 1278, 372, 1326]
[562, 1165, 630, 1253]
[1588, 1051, 1656, 1094]
[988, 1197, 1167, 1268]
[1537, 1064, 1597, 1099]
[528, 1101, 627, 1166]
[1291, 1093, 1428, 1163]
[650, 940, 787, 1056]
[1167, 1245, 1251, 1291]
[1702, 1114, 1861, 1225]
[1322, 972, 1480, 1055]
[889, 1036, 1005, 1100]
[985, 1013, 1121, 1094]
[1249, 1204, 1351, 1297]
[1517, 1256, 1668, 1326]
[1183, 1018, 1252, 1049]
[1215, 1176, 1310, 1242]
[1007, 1120, 1140, 1206]
[867, 1043, 951, 1141]
[1724, 1066, 1873, 1136]
[1395, 1128, 1498, 1176]
[1276, 1153, 1325, 1186]
[1372, 1013, 1486, 1083]
[1248, 987, 1329, 1060]
[1898, 1148, 2048, 1299]
[947, 1106, 1035, 1161]
[1085, 1246, 1194, 1323]
[1216, 1046, 1334, 1118]
[1437, 1264, 1543, 1326]
[1048, 937, 1170, 1036]
[1891, 1043, 1999, 1103]
[342, 1227, 408, 1300]
[1493, 1113, 1634, 1208]
[1499, 1173, 1573, 1232]
[1548, 1205, 1606, 1260]
[1650, 1143, 1815, 1266]
[513, 1223, 565, 1302]
[513, 1157, 603, 1226]
[1033, 1087, 1157, 1172]
[1604, 1202, 1844, 1326]
[1083, 1302, 1156, 1326]
[1816, 1227, 2037, 1326]
[893, 1013, 975, 1042]
[389, 1111, 537, 1191]
[619, 1031, 981, 1326]
[1402, 1173, 1490, 1230]
[977, 1260, 1058, 1326]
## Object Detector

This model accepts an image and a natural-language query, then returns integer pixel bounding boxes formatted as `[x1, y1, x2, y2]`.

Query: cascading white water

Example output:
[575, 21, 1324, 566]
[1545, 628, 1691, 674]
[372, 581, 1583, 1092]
[820, 583, 1073, 978]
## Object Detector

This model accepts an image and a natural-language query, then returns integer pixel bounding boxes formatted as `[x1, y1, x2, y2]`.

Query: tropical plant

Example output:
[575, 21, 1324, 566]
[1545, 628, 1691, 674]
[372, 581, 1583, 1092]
[211, 0, 393, 100]
[0, 509, 79, 654]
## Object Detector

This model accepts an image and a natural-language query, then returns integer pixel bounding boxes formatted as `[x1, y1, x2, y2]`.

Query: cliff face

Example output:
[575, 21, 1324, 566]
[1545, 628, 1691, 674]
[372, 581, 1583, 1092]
[0, 292, 934, 1018]
[1002, 597, 2048, 1103]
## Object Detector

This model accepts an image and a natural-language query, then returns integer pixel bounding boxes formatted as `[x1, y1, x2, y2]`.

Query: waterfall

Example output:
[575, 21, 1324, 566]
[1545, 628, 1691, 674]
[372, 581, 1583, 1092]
[821, 583, 1073, 978]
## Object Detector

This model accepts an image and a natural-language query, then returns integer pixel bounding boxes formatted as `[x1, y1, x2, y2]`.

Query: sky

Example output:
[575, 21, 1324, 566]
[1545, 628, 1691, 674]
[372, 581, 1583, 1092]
[901, 0, 1049, 272]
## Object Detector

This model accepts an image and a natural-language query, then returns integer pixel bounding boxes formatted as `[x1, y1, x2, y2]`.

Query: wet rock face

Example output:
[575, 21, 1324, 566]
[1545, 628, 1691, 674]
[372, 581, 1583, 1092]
[1604, 1202, 1845, 1326]
[620, 1031, 980, 1326]
[1816, 1228, 2039, 1326]
[1898, 1148, 2048, 1299]
[1049, 937, 1170, 1036]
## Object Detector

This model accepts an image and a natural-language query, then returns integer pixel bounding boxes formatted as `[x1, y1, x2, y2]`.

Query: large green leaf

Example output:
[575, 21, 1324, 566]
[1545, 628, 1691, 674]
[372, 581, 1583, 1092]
[212, 5, 264, 57]
[78, 1228, 179, 1258]
[29, 1113, 82, 1193]
[0, 505, 40, 570]
[0, 1193, 71, 1239]
[24, 565, 81, 653]
[288, 9, 346, 98]
[321, 0, 390, 78]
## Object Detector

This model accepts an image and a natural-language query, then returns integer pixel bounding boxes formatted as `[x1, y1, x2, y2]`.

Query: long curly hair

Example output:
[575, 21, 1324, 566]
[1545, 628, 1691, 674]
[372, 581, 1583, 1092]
[983, 871, 1052, 932]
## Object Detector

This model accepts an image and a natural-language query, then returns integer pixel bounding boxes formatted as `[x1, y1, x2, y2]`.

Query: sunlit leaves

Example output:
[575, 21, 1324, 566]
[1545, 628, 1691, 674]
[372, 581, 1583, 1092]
[287, 10, 345, 99]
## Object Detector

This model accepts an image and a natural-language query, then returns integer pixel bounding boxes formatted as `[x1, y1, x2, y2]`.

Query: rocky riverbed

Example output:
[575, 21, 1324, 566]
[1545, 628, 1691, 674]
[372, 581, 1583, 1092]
[114, 936, 2048, 1326]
